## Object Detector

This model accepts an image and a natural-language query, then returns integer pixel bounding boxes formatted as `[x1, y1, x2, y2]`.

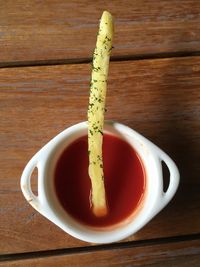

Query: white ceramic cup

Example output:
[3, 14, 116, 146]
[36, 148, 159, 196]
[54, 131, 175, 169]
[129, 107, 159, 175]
[21, 121, 180, 244]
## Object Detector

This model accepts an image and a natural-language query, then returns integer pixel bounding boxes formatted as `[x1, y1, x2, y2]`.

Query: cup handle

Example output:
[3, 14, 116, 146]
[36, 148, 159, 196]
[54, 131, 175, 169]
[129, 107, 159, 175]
[154, 146, 180, 211]
[20, 155, 41, 213]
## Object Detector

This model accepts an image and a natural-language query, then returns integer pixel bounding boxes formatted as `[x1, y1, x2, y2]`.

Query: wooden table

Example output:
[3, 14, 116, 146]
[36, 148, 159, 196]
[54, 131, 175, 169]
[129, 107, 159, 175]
[1, 1, 200, 266]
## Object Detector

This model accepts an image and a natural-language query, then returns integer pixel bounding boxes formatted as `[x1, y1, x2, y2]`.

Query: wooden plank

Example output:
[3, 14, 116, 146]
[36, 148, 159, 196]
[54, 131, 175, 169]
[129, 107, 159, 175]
[1, 239, 200, 267]
[0, 0, 200, 64]
[0, 56, 200, 254]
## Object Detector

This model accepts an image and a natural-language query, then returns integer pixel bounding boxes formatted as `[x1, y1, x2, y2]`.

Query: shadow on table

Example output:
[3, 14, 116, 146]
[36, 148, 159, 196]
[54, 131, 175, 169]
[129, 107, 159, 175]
[132, 56, 200, 237]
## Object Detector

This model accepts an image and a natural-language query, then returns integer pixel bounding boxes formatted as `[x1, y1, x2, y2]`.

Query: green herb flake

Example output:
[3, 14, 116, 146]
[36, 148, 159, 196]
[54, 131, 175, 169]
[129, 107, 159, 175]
[98, 129, 103, 135]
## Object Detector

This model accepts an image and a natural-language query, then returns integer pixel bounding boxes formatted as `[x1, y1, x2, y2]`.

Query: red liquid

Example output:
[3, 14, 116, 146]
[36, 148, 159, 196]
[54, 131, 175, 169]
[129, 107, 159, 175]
[54, 134, 145, 227]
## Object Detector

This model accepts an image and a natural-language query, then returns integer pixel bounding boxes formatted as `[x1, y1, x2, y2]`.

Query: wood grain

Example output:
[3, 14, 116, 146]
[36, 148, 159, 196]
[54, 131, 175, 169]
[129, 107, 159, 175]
[1, 239, 200, 267]
[0, 0, 200, 64]
[0, 56, 200, 254]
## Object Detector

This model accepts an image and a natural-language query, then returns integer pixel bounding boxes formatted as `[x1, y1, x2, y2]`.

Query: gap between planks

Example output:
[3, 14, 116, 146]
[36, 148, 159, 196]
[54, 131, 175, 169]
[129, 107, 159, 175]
[0, 51, 200, 69]
[1, 233, 200, 263]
